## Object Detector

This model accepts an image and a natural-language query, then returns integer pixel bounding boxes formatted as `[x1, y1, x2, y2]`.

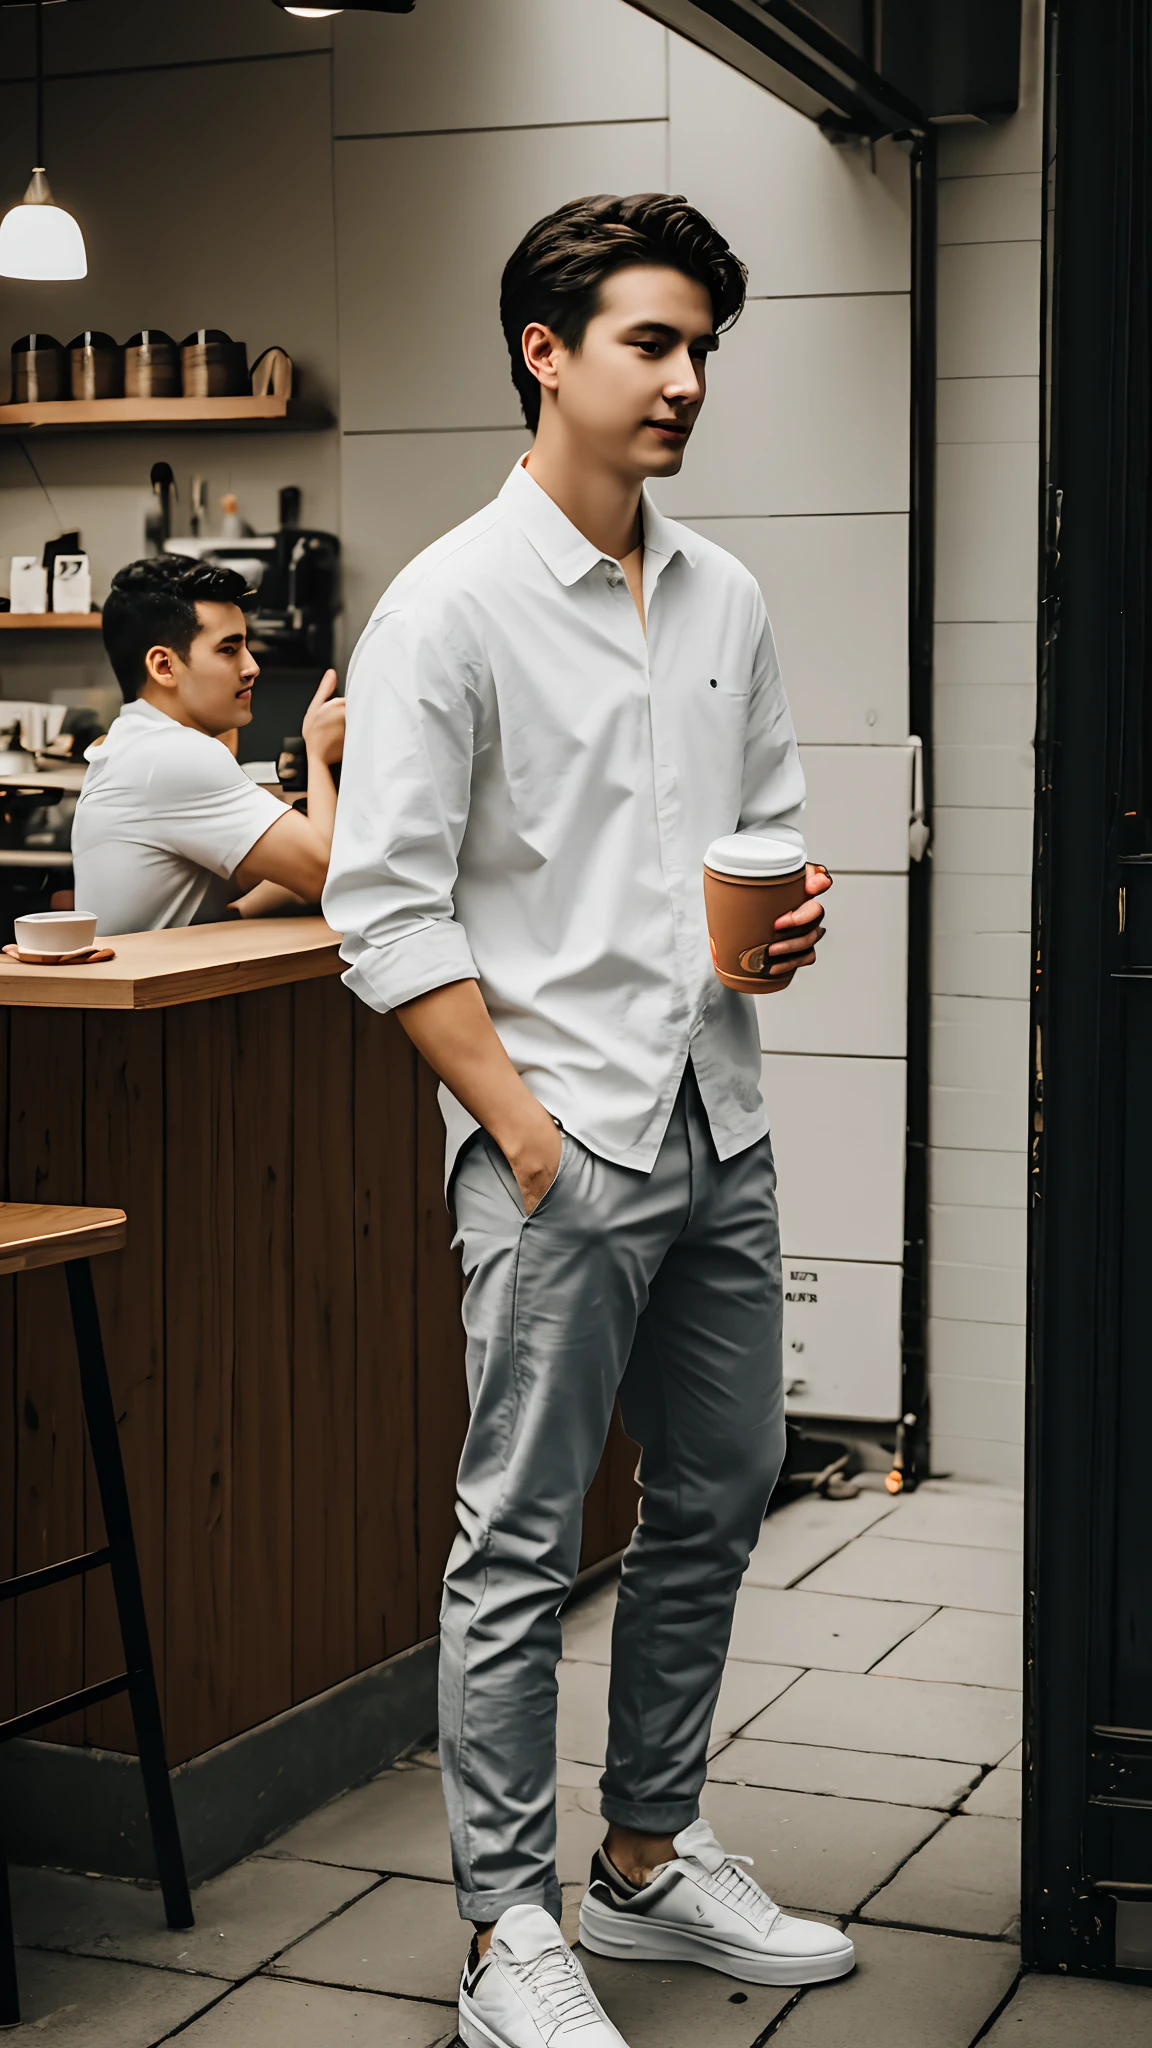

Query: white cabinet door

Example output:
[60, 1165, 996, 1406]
[757, 873, 908, 1058]
[800, 744, 914, 872]
[782, 1257, 904, 1421]
[762, 1052, 907, 1263]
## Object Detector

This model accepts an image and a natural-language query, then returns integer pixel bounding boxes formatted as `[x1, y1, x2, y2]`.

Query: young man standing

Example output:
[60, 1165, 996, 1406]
[325, 193, 852, 2047]
[73, 555, 344, 933]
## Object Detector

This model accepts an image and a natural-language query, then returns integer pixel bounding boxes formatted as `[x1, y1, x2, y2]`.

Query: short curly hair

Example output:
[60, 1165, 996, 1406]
[500, 192, 748, 431]
[102, 555, 255, 702]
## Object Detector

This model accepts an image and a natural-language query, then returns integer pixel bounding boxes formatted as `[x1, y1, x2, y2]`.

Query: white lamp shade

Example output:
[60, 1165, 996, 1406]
[0, 199, 87, 281]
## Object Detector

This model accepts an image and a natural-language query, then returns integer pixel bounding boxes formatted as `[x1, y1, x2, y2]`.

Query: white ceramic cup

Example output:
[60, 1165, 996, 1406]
[13, 910, 98, 960]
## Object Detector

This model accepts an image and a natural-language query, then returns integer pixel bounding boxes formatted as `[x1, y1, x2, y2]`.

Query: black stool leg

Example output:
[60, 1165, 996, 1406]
[0, 1846, 19, 2025]
[65, 1259, 193, 1931]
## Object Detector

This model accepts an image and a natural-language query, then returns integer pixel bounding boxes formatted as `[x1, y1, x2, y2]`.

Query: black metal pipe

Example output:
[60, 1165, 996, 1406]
[900, 129, 937, 1489]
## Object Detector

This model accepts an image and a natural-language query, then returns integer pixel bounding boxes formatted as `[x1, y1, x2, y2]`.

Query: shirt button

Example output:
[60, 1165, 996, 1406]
[605, 565, 623, 588]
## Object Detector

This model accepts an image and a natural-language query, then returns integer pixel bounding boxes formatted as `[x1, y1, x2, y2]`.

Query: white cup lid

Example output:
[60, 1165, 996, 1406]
[704, 832, 807, 879]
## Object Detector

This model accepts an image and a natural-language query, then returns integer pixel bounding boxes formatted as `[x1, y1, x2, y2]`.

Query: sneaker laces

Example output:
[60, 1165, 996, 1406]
[656, 1846, 782, 1935]
[512, 1941, 603, 2033]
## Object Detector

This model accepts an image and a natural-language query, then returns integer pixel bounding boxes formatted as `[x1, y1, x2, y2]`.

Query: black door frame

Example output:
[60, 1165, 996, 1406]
[1026, 0, 1152, 1976]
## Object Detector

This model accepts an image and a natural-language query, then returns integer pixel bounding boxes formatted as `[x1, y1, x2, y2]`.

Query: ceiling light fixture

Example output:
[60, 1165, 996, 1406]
[271, 2, 417, 15]
[0, 0, 86, 281]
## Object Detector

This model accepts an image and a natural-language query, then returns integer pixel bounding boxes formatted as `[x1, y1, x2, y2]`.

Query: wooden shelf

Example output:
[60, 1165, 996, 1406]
[0, 613, 102, 630]
[0, 394, 330, 435]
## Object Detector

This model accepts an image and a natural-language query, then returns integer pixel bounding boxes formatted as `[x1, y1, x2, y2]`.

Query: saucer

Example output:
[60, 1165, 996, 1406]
[3, 944, 116, 966]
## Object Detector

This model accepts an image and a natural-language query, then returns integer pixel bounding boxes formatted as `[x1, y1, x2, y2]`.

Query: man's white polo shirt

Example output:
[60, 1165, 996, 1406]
[72, 698, 286, 934]
[324, 459, 807, 1175]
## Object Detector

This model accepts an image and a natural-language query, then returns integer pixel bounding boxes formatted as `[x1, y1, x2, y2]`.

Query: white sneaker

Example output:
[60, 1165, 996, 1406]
[458, 1903, 631, 2047]
[578, 1818, 855, 1987]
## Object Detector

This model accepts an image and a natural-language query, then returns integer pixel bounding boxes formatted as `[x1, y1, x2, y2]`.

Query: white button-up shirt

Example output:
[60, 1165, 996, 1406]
[324, 459, 806, 1175]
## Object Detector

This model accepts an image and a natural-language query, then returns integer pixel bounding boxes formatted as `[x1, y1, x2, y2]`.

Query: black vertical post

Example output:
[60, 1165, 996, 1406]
[0, 1848, 18, 2026]
[64, 1260, 193, 1931]
[901, 128, 937, 1488]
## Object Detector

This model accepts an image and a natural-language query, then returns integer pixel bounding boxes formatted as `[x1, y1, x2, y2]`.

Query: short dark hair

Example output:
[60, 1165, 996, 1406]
[102, 555, 254, 702]
[500, 192, 747, 432]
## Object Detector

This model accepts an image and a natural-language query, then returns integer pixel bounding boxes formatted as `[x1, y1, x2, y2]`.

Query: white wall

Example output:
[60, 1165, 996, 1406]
[0, 1, 340, 710]
[330, 2, 914, 1431]
[927, 0, 1044, 1485]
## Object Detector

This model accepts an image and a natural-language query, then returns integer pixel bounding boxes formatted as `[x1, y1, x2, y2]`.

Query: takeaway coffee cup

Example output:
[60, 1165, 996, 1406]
[703, 833, 809, 995]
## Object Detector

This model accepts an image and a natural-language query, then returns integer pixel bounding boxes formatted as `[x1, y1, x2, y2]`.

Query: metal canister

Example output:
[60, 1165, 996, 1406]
[68, 330, 123, 400]
[10, 333, 68, 403]
[123, 329, 179, 398]
[180, 329, 248, 398]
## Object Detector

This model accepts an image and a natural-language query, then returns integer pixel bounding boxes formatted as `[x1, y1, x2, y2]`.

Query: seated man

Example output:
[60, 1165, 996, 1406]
[71, 554, 344, 933]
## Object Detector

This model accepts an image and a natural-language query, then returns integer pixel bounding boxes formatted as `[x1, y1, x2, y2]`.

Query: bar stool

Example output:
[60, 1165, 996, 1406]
[0, 1204, 192, 2024]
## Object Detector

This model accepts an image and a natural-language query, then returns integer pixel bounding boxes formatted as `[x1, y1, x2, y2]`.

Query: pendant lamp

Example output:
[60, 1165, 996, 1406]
[0, 1, 87, 282]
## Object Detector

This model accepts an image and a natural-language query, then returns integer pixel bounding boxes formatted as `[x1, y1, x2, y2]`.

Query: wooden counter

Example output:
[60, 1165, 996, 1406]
[1, 921, 638, 1783]
[0, 916, 342, 1010]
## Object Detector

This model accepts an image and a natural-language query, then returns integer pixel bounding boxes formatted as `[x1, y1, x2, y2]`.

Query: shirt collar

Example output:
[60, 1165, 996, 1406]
[499, 458, 697, 585]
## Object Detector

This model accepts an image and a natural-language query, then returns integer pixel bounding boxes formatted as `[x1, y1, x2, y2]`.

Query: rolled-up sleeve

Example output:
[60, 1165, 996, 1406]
[322, 602, 480, 1015]
[738, 604, 807, 858]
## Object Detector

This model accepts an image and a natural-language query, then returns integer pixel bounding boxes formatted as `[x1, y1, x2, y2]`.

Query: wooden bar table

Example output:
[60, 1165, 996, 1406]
[0, 920, 638, 1879]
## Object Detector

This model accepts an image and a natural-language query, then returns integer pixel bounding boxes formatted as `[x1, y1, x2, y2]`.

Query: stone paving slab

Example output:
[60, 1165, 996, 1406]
[699, 1780, 942, 1916]
[768, 1922, 1020, 2046]
[10, 1856, 374, 1980]
[744, 1493, 899, 1588]
[6, 1947, 223, 2045]
[709, 1736, 978, 1810]
[269, 1874, 462, 2004]
[729, 1584, 936, 1672]
[801, 1535, 1022, 1615]
[862, 1814, 1020, 1938]
[962, 1763, 1022, 1819]
[983, 1971, 1152, 2043]
[578, 1950, 794, 2045]
[873, 1605, 1021, 1689]
[262, 1760, 453, 1881]
[746, 1667, 1021, 1766]
[557, 1655, 801, 1766]
[177, 1974, 458, 2045]
[871, 1490, 1024, 1552]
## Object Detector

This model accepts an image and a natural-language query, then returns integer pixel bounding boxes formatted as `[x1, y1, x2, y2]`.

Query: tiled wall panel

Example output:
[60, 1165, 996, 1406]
[334, 122, 667, 434]
[668, 36, 910, 297]
[685, 515, 908, 744]
[334, 0, 666, 136]
[928, 0, 1043, 1482]
[654, 295, 910, 518]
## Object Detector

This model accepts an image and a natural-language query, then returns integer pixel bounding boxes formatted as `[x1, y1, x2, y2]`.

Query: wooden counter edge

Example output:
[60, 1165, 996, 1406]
[0, 919, 345, 1010]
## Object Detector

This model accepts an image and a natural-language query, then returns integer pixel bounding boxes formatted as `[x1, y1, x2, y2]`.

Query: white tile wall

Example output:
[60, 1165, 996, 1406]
[928, 0, 1043, 1481]
[340, 427, 530, 647]
[935, 442, 1041, 623]
[334, 121, 668, 433]
[668, 37, 910, 297]
[652, 295, 910, 518]
[800, 746, 915, 872]
[757, 875, 908, 1059]
[938, 243, 1042, 379]
[932, 807, 1034, 877]
[937, 174, 1042, 247]
[330, 0, 913, 1432]
[937, 377, 1037, 445]
[761, 1053, 908, 1264]
[685, 515, 909, 744]
[333, 0, 666, 136]
[783, 1258, 904, 1422]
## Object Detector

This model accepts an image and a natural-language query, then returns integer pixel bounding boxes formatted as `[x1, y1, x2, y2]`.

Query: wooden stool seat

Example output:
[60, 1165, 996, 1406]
[0, 1203, 126, 1276]
[0, 1202, 190, 2022]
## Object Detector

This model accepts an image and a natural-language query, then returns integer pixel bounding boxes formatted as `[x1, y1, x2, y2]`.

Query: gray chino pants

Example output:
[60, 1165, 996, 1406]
[439, 1067, 786, 1925]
